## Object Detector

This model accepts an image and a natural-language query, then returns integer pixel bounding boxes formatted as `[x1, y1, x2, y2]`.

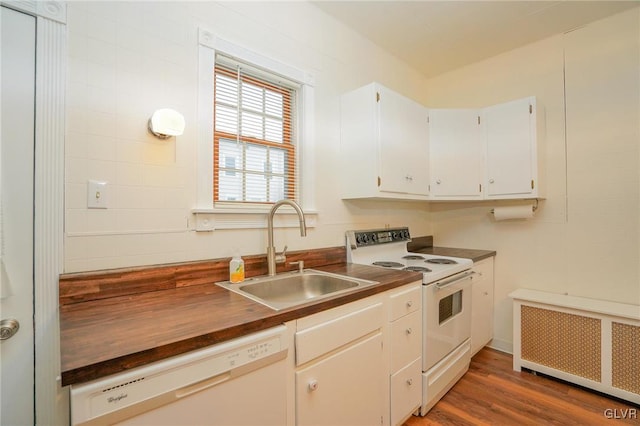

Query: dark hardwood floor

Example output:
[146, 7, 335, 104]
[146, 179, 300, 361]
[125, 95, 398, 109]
[405, 348, 640, 425]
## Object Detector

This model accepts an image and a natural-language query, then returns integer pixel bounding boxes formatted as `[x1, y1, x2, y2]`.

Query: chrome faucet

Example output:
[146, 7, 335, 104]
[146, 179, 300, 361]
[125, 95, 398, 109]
[267, 199, 307, 276]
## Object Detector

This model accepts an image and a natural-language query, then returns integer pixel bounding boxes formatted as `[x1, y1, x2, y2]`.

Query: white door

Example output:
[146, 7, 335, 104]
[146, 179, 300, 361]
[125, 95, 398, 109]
[378, 86, 429, 196]
[484, 97, 536, 197]
[296, 332, 384, 426]
[0, 6, 36, 425]
[429, 108, 483, 199]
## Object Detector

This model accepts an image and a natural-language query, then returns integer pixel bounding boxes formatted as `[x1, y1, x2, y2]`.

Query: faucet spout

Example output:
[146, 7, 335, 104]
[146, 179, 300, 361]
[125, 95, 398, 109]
[267, 199, 307, 276]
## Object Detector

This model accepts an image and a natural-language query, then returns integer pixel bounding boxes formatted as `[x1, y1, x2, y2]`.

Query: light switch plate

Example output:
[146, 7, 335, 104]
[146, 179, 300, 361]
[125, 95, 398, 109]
[87, 180, 108, 209]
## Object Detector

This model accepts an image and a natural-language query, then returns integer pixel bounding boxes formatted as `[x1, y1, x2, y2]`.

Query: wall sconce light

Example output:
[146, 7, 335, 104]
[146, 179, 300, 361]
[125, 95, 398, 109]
[148, 108, 185, 139]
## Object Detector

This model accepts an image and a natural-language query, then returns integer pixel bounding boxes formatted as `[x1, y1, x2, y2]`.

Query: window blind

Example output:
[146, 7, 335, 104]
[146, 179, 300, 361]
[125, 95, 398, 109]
[213, 55, 298, 205]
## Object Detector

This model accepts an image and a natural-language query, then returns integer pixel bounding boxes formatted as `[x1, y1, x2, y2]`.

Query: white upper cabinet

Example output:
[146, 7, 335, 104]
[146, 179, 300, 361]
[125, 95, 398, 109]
[428, 108, 483, 199]
[484, 96, 540, 199]
[340, 83, 429, 200]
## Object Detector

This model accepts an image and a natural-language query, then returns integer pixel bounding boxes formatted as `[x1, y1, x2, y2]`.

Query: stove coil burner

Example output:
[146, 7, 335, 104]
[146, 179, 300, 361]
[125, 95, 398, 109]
[372, 261, 405, 268]
[425, 258, 458, 265]
[402, 255, 425, 260]
[403, 266, 432, 272]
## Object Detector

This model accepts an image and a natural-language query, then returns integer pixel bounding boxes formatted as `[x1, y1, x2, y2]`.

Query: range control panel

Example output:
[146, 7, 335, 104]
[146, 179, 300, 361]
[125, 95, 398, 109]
[347, 227, 411, 248]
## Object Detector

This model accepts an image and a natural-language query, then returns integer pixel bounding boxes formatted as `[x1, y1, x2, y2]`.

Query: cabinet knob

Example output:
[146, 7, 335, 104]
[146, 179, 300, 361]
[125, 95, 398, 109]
[489, 179, 495, 184]
[406, 327, 412, 335]
[308, 379, 319, 392]
[406, 378, 413, 386]
[436, 179, 441, 184]
[483, 291, 489, 296]
[406, 300, 413, 308]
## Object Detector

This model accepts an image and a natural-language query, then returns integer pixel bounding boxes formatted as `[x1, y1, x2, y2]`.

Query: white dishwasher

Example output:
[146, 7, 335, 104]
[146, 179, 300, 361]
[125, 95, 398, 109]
[70, 324, 292, 426]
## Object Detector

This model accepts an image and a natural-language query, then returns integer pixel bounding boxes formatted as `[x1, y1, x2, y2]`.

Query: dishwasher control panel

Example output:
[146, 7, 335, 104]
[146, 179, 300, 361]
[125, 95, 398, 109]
[70, 325, 289, 425]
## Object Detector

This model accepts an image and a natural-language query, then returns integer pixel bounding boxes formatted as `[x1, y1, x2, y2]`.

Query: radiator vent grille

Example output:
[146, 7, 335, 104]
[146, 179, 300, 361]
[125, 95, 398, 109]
[521, 306, 601, 382]
[612, 322, 640, 394]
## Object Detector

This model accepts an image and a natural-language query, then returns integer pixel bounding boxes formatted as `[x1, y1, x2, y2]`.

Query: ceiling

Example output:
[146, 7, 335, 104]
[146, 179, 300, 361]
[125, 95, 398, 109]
[313, 1, 639, 78]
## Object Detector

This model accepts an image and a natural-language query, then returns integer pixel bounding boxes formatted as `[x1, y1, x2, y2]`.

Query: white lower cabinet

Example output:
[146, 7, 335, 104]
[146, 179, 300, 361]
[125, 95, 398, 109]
[292, 281, 423, 426]
[390, 358, 422, 425]
[471, 257, 495, 355]
[294, 296, 386, 426]
[296, 332, 384, 426]
[387, 282, 423, 425]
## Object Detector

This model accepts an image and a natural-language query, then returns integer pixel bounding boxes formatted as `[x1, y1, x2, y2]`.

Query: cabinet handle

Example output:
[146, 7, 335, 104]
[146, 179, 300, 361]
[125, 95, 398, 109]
[406, 300, 413, 308]
[405, 175, 413, 181]
[406, 378, 413, 386]
[308, 379, 319, 392]
[489, 179, 495, 184]
[406, 327, 412, 335]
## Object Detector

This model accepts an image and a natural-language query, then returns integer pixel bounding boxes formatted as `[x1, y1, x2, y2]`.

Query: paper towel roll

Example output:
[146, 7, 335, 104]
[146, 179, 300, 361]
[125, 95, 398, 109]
[492, 205, 534, 221]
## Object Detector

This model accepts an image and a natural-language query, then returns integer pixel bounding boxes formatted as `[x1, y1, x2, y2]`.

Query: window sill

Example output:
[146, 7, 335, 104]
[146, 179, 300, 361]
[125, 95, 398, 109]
[192, 207, 318, 231]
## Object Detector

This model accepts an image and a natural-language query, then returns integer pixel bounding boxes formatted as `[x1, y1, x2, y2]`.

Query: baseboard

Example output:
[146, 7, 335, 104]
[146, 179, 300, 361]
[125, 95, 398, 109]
[487, 338, 512, 355]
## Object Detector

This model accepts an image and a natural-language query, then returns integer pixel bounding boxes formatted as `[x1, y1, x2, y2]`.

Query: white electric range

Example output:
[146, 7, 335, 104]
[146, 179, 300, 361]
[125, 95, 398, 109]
[346, 227, 475, 415]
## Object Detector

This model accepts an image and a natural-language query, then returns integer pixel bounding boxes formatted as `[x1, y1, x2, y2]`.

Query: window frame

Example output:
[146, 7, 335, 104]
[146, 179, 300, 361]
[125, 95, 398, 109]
[213, 62, 297, 204]
[194, 29, 316, 231]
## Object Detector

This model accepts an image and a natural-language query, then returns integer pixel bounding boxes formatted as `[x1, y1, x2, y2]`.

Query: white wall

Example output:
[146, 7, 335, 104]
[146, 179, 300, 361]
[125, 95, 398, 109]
[64, 1, 432, 272]
[64, 2, 639, 349]
[424, 9, 640, 352]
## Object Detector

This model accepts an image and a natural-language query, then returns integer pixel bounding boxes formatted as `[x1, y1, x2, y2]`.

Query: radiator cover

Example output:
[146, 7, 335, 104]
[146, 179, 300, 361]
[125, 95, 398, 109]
[510, 289, 640, 405]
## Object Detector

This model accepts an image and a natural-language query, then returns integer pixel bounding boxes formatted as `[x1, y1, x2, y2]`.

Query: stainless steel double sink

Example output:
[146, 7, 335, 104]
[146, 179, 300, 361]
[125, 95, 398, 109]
[217, 270, 378, 310]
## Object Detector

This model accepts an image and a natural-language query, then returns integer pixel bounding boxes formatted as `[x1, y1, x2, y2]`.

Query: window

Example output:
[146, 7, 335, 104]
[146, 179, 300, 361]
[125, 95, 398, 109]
[213, 56, 298, 205]
[195, 31, 315, 230]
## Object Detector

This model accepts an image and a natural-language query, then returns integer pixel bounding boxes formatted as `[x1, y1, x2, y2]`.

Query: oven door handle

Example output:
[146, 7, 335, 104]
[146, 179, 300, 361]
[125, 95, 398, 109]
[434, 271, 476, 290]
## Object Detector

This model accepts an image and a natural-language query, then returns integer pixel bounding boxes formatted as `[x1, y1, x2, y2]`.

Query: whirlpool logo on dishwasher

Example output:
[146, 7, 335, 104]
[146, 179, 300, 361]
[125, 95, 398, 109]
[107, 393, 128, 404]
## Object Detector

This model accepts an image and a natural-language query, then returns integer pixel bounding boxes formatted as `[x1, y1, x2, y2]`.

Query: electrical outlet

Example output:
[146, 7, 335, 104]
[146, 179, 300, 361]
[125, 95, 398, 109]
[87, 180, 108, 209]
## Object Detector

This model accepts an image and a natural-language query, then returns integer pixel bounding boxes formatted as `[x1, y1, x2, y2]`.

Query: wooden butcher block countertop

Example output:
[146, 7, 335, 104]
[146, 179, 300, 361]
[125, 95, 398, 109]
[59, 247, 422, 387]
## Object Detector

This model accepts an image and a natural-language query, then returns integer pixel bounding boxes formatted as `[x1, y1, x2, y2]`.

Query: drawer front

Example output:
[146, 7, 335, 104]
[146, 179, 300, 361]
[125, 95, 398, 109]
[390, 358, 421, 426]
[389, 283, 422, 321]
[295, 302, 384, 366]
[391, 310, 422, 372]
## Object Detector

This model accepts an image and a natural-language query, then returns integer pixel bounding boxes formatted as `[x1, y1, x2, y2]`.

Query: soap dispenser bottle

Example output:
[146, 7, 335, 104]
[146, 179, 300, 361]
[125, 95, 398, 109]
[229, 255, 245, 283]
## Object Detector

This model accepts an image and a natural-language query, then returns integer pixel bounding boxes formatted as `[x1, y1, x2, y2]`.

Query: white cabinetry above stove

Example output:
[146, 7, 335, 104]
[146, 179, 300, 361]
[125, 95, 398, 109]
[428, 96, 542, 200]
[484, 96, 541, 199]
[428, 108, 483, 200]
[340, 82, 430, 200]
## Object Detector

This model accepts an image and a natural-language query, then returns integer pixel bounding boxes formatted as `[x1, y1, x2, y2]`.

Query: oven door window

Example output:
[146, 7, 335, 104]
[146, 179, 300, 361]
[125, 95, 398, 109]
[439, 289, 463, 324]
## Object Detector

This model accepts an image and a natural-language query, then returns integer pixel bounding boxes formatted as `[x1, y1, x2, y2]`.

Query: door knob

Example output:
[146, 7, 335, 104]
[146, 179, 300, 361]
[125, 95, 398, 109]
[0, 319, 19, 340]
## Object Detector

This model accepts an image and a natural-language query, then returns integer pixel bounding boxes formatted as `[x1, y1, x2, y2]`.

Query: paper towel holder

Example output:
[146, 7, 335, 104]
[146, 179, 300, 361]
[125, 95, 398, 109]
[490, 199, 539, 214]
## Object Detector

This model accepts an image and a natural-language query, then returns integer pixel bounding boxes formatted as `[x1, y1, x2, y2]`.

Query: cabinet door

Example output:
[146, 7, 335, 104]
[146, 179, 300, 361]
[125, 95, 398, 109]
[378, 86, 429, 196]
[484, 97, 536, 197]
[296, 332, 384, 426]
[390, 358, 421, 426]
[429, 109, 483, 199]
[471, 258, 494, 355]
[390, 310, 422, 373]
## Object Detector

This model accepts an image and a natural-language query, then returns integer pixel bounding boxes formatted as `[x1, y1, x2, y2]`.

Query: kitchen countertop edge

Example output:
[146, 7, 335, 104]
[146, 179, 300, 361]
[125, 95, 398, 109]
[60, 263, 422, 387]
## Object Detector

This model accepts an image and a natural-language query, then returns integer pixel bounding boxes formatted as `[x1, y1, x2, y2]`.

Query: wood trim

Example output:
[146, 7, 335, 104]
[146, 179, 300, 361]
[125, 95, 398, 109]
[60, 246, 346, 306]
